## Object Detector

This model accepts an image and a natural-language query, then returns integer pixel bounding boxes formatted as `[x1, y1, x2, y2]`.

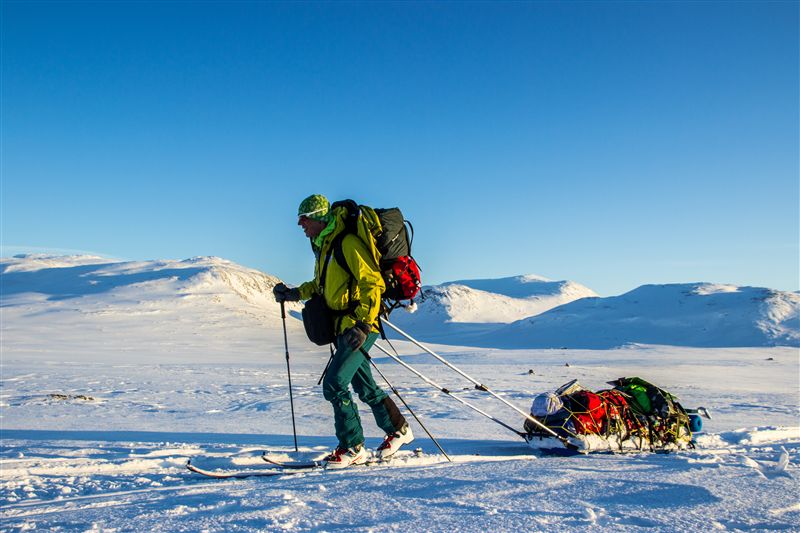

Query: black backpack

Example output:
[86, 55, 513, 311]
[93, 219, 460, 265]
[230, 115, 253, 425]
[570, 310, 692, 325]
[330, 199, 421, 306]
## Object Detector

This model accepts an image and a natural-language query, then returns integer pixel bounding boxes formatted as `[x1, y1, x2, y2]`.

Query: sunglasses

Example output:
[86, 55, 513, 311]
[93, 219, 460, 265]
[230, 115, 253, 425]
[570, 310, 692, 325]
[297, 207, 326, 219]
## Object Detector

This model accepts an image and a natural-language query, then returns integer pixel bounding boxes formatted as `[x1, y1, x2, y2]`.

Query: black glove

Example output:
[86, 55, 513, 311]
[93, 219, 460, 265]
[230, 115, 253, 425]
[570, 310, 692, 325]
[273, 282, 300, 303]
[342, 321, 371, 351]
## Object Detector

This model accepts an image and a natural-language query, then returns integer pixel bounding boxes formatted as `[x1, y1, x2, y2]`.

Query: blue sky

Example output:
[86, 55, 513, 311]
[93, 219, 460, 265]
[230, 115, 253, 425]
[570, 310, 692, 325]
[2, 1, 798, 296]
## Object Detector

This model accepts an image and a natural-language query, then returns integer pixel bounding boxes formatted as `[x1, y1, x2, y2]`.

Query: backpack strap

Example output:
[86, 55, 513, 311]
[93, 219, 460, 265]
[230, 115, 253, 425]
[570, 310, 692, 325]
[329, 200, 368, 318]
[332, 233, 355, 280]
[319, 233, 359, 333]
[329, 199, 363, 281]
[324, 232, 359, 329]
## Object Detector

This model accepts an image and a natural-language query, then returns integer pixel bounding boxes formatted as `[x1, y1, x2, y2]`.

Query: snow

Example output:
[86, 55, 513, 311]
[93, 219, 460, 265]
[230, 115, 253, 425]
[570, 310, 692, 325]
[486, 283, 800, 349]
[441, 274, 596, 300]
[391, 277, 799, 349]
[389, 276, 598, 342]
[1, 254, 299, 363]
[1, 255, 798, 531]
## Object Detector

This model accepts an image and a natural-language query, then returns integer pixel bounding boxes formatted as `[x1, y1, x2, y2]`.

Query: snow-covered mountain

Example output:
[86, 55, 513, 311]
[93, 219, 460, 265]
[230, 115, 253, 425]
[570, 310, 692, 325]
[386, 274, 799, 348]
[439, 274, 600, 319]
[483, 283, 800, 349]
[2, 254, 283, 308]
[388, 275, 598, 341]
[1, 254, 301, 361]
[3, 255, 798, 354]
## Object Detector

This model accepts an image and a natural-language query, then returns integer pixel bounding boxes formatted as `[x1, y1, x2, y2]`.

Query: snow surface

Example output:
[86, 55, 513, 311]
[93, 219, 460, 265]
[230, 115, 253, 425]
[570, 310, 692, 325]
[1, 255, 799, 531]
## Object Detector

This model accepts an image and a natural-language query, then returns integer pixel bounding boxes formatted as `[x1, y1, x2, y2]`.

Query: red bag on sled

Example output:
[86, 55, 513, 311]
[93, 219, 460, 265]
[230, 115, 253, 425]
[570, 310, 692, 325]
[598, 389, 640, 433]
[565, 391, 606, 434]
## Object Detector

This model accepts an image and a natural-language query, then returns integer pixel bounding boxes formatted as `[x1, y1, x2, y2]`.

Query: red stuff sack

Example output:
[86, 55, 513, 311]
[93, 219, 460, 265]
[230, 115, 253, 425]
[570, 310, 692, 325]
[566, 391, 606, 434]
[384, 256, 421, 301]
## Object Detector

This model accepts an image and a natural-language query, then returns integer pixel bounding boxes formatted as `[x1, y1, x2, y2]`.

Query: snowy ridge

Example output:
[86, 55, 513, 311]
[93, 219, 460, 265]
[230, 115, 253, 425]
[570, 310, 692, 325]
[0, 254, 111, 273]
[390, 276, 799, 348]
[757, 289, 800, 343]
[1, 254, 301, 362]
[1, 254, 283, 309]
[441, 274, 598, 301]
[389, 275, 597, 342]
[3, 255, 798, 351]
[488, 283, 800, 349]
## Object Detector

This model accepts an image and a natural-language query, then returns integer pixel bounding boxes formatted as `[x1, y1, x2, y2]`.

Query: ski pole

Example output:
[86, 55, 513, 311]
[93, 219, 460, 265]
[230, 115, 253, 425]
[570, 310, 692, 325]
[317, 345, 334, 385]
[360, 348, 453, 462]
[373, 342, 527, 439]
[381, 318, 578, 448]
[280, 301, 299, 452]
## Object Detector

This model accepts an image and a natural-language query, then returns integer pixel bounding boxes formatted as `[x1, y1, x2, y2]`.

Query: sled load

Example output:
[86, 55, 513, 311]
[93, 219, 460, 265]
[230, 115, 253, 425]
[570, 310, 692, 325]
[524, 377, 704, 453]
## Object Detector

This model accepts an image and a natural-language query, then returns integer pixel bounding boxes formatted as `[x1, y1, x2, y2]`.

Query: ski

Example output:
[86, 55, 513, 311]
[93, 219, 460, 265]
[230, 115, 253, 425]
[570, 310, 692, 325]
[189, 448, 439, 479]
[261, 447, 427, 469]
[261, 453, 396, 469]
[261, 454, 325, 469]
[186, 460, 319, 479]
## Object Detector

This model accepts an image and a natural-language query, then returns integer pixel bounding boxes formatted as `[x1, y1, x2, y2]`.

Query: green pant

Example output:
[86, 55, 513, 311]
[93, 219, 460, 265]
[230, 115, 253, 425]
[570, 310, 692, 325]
[322, 332, 398, 449]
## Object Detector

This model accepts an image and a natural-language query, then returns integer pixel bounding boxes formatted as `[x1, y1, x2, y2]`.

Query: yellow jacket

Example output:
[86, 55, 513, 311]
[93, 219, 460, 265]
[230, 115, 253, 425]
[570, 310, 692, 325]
[297, 206, 385, 334]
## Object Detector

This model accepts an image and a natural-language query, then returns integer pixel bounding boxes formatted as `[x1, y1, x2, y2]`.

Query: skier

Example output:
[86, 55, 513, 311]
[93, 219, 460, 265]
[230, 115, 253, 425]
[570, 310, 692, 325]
[273, 194, 414, 468]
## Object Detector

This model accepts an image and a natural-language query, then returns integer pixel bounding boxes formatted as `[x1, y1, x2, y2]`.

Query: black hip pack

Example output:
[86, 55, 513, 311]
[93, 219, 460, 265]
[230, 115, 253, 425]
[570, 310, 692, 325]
[302, 293, 358, 346]
[302, 294, 336, 346]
